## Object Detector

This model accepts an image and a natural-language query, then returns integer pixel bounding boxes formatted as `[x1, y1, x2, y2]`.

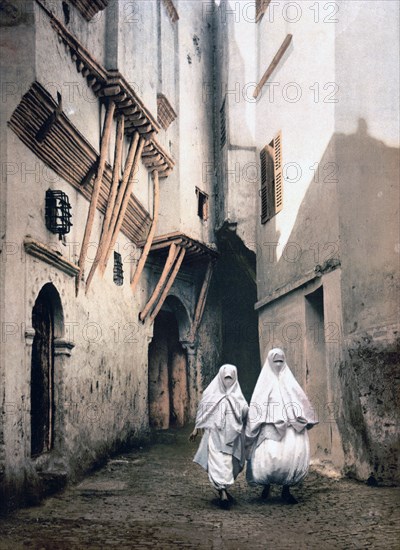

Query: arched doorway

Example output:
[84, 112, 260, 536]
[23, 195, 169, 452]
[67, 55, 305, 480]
[30, 283, 63, 457]
[148, 302, 189, 430]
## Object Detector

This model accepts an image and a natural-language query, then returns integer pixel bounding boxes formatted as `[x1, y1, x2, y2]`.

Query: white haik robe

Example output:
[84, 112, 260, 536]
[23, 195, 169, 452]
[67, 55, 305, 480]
[193, 365, 249, 490]
[246, 348, 318, 487]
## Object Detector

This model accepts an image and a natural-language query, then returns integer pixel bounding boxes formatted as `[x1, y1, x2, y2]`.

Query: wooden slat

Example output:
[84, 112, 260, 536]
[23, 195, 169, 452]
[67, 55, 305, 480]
[189, 260, 214, 342]
[77, 100, 115, 293]
[85, 114, 125, 292]
[99, 132, 140, 275]
[131, 170, 160, 292]
[149, 247, 186, 323]
[253, 34, 292, 99]
[139, 243, 179, 322]
[102, 136, 146, 273]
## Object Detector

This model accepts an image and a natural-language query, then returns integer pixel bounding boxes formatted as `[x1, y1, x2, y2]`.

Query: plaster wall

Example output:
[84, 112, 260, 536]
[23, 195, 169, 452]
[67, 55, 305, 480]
[177, 0, 215, 245]
[0, 0, 222, 512]
[333, 0, 400, 483]
[215, 0, 258, 250]
[257, 269, 345, 470]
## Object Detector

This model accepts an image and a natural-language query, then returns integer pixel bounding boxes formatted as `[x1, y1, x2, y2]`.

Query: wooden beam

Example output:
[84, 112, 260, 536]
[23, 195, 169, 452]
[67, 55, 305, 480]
[97, 131, 139, 275]
[76, 100, 115, 294]
[145, 238, 183, 252]
[131, 170, 160, 292]
[189, 260, 214, 342]
[85, 114, 124, 292]
[253, 34, 292, 99]
[101, 136, 146, 272]
[104, 114, 125, 236]
[149, 247, 186, 323]
[139, 243, 179, 322]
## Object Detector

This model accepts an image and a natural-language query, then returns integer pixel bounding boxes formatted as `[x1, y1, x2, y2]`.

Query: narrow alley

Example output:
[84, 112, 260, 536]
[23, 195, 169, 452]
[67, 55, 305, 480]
[0, 428, 399, 549]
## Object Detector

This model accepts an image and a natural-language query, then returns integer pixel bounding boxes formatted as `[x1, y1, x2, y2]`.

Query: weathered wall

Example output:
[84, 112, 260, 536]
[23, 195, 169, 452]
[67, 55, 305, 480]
[256, 269, 345, 470]
[216, 0, 399, 483]
[214, 0, 257, 250]
[252, 0, 399, 483]
[334, 0, 400, 484]
[0, 0, 222, 513]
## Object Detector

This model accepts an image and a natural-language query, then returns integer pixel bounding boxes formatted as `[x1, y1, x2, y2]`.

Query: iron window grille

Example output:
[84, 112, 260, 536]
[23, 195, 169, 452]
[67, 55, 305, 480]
[113, 251, 124, 286]
[45, 189, 72, 239]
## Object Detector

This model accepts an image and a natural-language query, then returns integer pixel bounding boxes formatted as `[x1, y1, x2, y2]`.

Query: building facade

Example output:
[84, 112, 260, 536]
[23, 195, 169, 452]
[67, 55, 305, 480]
[0, 0, 223, 512]
[0, 0, 399, 513]
[215, 0, 399, 483]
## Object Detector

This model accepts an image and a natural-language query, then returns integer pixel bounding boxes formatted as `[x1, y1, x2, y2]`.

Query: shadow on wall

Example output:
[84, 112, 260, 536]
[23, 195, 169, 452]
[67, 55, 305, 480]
[215, 223, 260, 402]
[261, 119, 399, 484]
[335, 119, 399, 485]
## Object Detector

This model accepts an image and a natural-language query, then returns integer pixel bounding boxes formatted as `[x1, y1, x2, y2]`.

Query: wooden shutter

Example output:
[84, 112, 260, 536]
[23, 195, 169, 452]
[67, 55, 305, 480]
[220, 99, 226, 149]
[260, 131, 283, 224]
[260, 147, 268, 223]
[273, 131, 283, 213]
[260, 145, 274, 223]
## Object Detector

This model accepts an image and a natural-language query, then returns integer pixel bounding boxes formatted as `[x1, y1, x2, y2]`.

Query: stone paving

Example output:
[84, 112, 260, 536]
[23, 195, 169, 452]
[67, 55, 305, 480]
[0, 428, 399, 549]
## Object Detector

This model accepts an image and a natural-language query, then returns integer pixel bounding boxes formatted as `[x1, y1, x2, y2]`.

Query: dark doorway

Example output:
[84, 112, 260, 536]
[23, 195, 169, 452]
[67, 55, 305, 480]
[31, 285, 55, 457]
[216, 225, 261, 402]
[148, 310, 189, 429]
[305, 285, 330, 455]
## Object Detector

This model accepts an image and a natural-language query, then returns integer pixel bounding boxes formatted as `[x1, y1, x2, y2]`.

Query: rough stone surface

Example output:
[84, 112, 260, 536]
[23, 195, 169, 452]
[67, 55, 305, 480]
[0, 429, 398, 549]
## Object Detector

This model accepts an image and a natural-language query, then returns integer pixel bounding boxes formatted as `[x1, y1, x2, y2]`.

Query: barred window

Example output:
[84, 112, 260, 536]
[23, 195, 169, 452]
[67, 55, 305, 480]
[113, 251, 123, 286]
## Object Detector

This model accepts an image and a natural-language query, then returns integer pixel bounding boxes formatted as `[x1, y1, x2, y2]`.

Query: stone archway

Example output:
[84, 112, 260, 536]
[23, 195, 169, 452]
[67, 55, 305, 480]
[148, 297, 190, 430]
[30, 283, 64, 457]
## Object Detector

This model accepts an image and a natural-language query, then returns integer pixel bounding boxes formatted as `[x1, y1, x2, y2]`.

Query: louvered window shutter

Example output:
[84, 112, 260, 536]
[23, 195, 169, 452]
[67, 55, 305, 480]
[260, 147, 268, 223]
[260, 145, 274, 223]
[273, 131, 283, 213]
[260, 131, 283, 224]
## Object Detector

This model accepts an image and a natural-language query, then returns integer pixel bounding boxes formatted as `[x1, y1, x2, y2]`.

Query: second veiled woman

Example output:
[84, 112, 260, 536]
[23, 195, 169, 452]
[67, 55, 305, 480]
[190, 364, 248, 508]
[245, 348, 318, 503]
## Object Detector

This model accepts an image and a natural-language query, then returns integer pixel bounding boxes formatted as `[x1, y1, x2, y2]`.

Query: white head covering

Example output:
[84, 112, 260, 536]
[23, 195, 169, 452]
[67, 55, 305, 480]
[195, 364, 248, 441]
[246, 348, 318, 448]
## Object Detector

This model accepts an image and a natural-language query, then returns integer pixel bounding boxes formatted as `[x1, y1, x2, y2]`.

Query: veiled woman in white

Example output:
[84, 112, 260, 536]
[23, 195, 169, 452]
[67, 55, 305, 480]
[245, 348, 318, 504]
[190, 364, 248, 508]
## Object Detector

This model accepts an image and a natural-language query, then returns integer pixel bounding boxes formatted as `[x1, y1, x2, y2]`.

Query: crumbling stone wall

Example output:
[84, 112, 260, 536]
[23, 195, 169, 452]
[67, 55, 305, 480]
[338, 332, 400, 484]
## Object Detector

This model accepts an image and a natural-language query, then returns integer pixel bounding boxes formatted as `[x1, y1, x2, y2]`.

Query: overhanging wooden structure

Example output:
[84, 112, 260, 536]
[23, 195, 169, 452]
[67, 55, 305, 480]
[12, 3, 177, 293]
[8, 82, 151, 246]
[137, 233, 218, 338]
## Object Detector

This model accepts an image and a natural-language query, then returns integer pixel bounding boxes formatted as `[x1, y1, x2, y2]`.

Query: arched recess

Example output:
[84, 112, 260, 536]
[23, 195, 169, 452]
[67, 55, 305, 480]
[148, 295, 191, 429]
[30, 283, 64, 457]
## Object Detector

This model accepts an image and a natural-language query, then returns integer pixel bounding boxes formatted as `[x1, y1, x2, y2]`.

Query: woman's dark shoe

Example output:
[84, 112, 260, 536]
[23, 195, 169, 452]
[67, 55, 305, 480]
[281, 485, 298, 504]
[219, 489, 230, 509]
[261, 484, 271, 500]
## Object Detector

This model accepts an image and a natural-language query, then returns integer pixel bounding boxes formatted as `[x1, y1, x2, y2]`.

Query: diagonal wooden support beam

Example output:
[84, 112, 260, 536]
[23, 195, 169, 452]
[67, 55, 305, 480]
[189, 260, 214, 342]
[85, 114, 125, 292]
[149, 247, 186, 323]
[131, 170, 160, 293]
[139, 243, 179, 322]
[253, 34, 292, 99]
[76, 100, 115, 294]
[104, 114, 125, 236]
[101, 135, 146, 273]
[97, 131, 140, 276]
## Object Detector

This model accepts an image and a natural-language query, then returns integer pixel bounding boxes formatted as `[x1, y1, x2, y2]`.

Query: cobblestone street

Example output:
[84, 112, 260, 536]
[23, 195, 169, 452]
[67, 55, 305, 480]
[0, 429, 399, 549]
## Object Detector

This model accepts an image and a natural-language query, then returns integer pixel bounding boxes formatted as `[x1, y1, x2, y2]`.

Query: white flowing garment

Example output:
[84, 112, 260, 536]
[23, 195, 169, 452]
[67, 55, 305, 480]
[193, 364, 249, 490]
[246, 348, 318, 486]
